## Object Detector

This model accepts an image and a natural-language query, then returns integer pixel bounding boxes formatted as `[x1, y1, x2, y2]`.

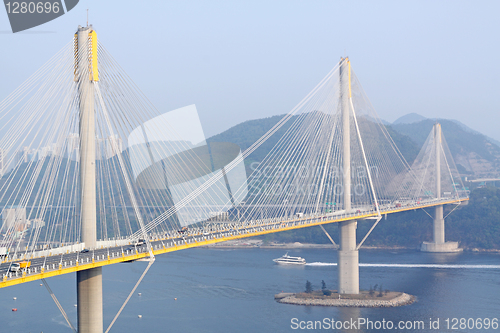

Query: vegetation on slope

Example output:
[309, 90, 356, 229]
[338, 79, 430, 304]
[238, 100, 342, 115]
[261, 187, 500, 250]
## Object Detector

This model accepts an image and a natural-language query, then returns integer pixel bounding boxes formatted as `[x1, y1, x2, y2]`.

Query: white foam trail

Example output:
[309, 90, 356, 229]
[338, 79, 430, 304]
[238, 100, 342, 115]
[306, 262, 500, 269]
[307, 262, 337, 266]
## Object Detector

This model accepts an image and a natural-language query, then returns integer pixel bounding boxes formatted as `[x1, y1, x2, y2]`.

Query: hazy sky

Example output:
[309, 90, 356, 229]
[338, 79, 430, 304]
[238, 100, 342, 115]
[1, 1, 499, 139]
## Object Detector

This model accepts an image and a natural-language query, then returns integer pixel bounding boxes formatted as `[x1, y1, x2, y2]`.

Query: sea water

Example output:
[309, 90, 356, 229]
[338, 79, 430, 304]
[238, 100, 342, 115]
[1, 248, 499, 332]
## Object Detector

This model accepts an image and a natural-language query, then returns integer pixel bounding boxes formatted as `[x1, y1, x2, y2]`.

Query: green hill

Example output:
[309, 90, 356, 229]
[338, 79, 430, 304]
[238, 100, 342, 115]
[207, 114, 295, 165]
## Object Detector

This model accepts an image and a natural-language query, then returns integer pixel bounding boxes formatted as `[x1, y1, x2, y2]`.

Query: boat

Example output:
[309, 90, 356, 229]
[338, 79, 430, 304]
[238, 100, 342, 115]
[273, 252, 306, 265]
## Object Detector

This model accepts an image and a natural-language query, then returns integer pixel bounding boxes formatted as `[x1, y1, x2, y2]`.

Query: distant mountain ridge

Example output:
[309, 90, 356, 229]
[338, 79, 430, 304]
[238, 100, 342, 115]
[393, 113, 427, 125]
[208, 113, 500, 178]
[450, 119, 500, 148]
[207, 113, 420, 170]
[393, 113, 500, 147]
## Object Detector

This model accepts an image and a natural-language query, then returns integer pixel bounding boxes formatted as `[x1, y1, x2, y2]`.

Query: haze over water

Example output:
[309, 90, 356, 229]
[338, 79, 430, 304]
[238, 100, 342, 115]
[1, 249, 499, 332]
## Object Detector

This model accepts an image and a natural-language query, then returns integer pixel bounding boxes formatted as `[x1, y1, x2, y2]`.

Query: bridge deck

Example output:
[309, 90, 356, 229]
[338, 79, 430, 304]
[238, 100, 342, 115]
[0, 197, 467, 289]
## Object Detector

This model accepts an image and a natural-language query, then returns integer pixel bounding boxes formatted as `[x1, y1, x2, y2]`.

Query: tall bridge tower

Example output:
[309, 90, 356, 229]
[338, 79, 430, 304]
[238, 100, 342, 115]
[338, 58, 359, 294]
[421, 123, 462, 253]
[75, 25, 103, 333]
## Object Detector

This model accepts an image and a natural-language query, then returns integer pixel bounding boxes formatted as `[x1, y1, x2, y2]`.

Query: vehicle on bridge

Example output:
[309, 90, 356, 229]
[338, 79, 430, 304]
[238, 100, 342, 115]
[135, 239, 145, 246]
[10, 261, 31, 272]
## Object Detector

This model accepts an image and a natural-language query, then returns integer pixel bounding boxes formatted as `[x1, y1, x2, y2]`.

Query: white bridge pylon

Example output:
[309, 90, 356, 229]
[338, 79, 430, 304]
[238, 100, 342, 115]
[223, 57, 468, 292]
[229, 57, 399, 295]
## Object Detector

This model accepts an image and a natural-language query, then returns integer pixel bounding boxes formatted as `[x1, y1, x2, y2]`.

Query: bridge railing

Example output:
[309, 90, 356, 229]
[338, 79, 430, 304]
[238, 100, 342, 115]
[1, 196, 467, 285]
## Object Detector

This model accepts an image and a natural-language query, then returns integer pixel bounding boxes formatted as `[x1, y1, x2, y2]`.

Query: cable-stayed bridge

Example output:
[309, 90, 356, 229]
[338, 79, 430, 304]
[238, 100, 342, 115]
[0, 196, 463, 288]
[0, 25, 468, 332]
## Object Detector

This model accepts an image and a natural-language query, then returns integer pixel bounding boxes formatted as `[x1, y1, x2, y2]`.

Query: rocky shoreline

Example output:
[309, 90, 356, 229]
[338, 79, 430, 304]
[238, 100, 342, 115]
[276, 292, 416, 308]
[202, 240, 409, 250]
[202, 240, 500, 252]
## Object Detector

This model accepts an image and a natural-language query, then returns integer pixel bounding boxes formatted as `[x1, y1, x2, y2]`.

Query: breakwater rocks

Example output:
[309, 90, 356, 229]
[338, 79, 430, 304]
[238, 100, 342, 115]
[276, 292, 415, 308]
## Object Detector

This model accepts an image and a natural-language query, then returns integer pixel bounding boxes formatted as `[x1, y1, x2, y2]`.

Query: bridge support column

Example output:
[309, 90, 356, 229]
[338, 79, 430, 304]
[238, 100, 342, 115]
[433, 205, 445, 244]
[421, 204, 461, 252]
[77, 267, 103, 333]
[338, 220, 359, 294]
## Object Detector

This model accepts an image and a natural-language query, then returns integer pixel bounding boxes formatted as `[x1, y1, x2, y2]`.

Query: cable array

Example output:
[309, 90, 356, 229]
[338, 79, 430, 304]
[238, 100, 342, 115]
[0, 40, 467, 262]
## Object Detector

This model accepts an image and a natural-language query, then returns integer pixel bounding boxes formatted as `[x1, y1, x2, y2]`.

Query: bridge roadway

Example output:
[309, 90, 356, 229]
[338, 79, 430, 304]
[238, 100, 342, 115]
[0, 197, 467, 289]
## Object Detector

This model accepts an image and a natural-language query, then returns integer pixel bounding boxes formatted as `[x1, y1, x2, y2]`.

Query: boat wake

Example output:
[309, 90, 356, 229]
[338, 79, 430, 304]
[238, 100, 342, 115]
[306, 262, 337, 266]
[306, 262, 500, 269]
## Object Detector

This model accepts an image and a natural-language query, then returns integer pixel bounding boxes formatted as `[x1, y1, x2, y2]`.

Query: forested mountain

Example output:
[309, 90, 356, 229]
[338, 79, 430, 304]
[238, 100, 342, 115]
[208, 113, 500, 179]
[261, 187, 500, 250]
[207, 114, 421, 171]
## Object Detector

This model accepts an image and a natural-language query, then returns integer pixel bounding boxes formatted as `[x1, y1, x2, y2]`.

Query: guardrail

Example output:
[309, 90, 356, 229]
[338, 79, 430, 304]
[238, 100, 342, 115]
[0, 196, 467, 288]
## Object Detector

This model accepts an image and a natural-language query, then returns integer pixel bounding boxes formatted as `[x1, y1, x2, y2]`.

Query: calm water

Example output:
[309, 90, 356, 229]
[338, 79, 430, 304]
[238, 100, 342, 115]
[1, 248, 499, 332]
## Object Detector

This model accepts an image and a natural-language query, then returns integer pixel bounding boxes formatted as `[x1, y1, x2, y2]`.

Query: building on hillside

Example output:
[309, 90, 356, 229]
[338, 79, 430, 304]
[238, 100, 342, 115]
[67, 133, 80, 160]
[97, 134, 123, 159]
[0, 148, 5, 177]
[1, 206, 27, 232]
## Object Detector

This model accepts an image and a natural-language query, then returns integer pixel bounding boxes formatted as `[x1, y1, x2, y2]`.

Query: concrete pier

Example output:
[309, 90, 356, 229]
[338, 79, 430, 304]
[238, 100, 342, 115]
[76, 25, 103, 333]
[433, 205, 445, 244]
[338, 57, 359, 294]
[338, 220, 359, 294]
[77, 267, 103, 332]
[421, 204, 461, 252]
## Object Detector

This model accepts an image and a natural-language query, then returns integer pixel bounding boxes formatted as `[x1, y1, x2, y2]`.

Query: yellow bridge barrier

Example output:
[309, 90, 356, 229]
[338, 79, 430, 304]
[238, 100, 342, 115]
[0, 198, 467, 289]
